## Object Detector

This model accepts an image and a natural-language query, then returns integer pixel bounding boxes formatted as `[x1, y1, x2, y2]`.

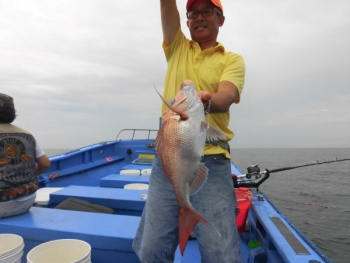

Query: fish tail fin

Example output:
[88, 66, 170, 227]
[178, 206, 220, 255]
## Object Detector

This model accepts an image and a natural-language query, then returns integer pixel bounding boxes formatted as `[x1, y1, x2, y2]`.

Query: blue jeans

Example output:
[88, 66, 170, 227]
[133, 155, 242, 263]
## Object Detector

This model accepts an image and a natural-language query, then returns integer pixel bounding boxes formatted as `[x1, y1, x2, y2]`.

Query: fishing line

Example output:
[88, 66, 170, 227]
[269, 198, 332, 209]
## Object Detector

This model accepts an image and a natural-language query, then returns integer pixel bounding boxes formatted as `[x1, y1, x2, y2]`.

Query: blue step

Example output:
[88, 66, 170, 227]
[100, 174, 150, 188]
[0, 207, 140, 263]
[49, 185, 147, 216]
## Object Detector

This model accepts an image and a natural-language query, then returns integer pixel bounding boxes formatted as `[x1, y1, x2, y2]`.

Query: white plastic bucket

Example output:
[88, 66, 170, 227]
[124, 183, 149, 190]
[0, 250, 23, 263]
[0, 234, 24, 263]
[26, 239, 91, 263]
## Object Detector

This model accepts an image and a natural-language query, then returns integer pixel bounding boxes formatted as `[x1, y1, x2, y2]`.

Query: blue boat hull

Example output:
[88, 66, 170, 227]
[0, 133, 333, 263]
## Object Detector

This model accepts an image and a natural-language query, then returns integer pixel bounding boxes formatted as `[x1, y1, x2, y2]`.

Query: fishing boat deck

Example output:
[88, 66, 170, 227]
[49, 185, 147, 216]
[0, 205, 204, 262]
[0, 189, 329, 263]
[0, 134, 334, 263]
[0, 206, 141, 263]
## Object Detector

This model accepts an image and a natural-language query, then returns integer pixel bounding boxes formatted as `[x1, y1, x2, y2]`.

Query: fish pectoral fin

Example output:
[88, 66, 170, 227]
[200, 121, 210, 135]
[205, 125, 226, 141]
[189, 163, 208, 196]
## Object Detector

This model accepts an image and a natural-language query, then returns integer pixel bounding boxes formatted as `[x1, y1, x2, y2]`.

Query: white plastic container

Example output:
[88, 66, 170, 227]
[0, 250, 23, 263]
[26, 239, 91, 263]
[124, 183, 149, 190]
[0, 234, 24, 263]
[120, 169, 140, 176]
[141, 169, 152, 176]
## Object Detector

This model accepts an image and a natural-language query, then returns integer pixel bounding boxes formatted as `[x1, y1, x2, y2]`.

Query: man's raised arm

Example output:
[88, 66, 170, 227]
[160, 0, 181, 46]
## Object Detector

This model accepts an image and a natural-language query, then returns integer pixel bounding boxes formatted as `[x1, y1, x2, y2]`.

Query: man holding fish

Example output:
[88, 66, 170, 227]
[133, 0, 245, 262]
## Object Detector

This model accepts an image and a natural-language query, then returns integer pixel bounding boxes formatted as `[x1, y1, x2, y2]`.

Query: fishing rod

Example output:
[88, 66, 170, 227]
[234, 158, 350, 189]
[268, 158, 350, 174]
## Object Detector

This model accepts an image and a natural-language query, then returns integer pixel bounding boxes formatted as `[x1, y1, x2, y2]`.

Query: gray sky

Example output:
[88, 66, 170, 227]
[1, 0, 349, 149]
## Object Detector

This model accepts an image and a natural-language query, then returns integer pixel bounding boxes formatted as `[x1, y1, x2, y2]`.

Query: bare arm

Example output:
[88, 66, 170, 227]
[35, 154, 51, 175]
[198, 81, 240, 113]
[160, 0, 181, 46]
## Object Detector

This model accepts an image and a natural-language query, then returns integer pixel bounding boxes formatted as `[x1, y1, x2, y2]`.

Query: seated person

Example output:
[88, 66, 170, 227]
[0, 93, 51, 218]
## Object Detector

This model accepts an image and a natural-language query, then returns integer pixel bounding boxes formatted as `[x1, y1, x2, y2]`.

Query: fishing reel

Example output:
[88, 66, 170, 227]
[246, 164, 261, 179]
[233, 164, 270, 189]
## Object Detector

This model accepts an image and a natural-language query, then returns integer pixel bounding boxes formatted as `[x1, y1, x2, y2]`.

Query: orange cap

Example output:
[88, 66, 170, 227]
[186, 0, 223, 13]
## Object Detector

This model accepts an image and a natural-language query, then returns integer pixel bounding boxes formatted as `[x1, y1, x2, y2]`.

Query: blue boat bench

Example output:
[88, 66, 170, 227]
[48, 185, 147, 216]
[0, 206, 206, 263]
[100, 174, 150, 188]
[0, 206, 141, 263]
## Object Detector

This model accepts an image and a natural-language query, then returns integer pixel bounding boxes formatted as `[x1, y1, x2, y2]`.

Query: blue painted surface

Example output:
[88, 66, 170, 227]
[100, 174, 150, 188]
[49, 185, 147, 215]
[39, 138, 156, 188]
[174, 240, 201, 262]
[248, 195, 329, 263]
[0, 207, 140, 263]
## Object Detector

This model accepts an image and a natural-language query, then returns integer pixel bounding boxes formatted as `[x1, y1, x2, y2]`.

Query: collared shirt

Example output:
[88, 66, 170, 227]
[162, 28, 245, 158]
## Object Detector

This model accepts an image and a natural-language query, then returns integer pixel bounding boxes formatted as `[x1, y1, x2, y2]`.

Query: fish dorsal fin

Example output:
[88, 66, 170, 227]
[189, 163, 209, 196]
[154, 86, 174, 109]
[154, 86, 189, 120]
[206, 125, 226, 142]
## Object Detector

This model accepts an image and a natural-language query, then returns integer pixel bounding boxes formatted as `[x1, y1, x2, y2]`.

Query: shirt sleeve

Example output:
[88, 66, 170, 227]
[35, 140, 45, 158]
[163, 28, 187, 62]
[220, 53, 245, 102]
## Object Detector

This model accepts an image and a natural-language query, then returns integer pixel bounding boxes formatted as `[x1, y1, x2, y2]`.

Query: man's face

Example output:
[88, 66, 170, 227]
[186, 0, 225, 44]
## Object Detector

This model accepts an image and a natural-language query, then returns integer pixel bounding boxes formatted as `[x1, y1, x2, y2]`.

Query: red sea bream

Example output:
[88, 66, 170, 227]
[155, 81, 226, 254]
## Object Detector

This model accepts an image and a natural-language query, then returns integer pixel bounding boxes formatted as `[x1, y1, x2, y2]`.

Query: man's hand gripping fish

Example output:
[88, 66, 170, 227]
[155, 80, 226, 255]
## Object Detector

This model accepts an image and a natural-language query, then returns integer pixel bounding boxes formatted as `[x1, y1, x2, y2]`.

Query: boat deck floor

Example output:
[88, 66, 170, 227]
[49, 185, 147, 216]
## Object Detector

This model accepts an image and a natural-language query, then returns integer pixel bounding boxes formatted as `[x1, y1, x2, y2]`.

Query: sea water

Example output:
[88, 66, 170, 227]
[231, 148, 350, 263]
[45, 148, 350, 263]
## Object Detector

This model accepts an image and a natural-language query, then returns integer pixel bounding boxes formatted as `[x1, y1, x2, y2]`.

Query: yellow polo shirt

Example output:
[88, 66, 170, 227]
[162, 28, 245, 158]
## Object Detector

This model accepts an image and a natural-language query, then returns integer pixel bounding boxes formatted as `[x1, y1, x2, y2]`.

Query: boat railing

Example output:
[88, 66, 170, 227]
[116, 129, 158, 140]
